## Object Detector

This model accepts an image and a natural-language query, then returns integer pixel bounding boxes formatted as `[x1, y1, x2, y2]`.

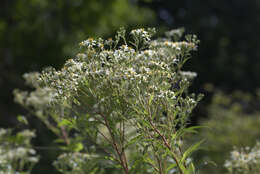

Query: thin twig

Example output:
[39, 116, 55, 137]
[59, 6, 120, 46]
[98, 112, 129, 174]
[60, 126, 70, 145]
[148, 118, 184, 174]
[97, 129, 113, 144]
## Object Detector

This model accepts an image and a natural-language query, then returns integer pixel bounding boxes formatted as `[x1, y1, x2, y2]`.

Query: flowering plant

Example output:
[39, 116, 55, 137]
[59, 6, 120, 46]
[0, 129, 39, 174]
[14, 28, 202, 174]
[225, 142, 260, 174]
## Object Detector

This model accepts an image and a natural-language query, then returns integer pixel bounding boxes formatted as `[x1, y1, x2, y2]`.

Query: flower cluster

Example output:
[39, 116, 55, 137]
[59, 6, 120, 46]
[225, 142, 260, 174]
[14, 28, 199, 111]
[165, 28, 185, 40]
[150, 40, 197, 52]
[53, 152, 99, 174]
[38, 30, 195, 105]
[23, 72, 41, 88]
[130, 28, 152, 42]
[180, 71, 197, 80]
[0, 129, 39, 174]
[79, 38, 104, 50]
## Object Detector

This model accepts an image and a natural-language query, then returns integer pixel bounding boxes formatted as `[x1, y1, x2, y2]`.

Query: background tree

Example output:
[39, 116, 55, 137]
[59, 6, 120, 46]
[137, 0, 260, 92]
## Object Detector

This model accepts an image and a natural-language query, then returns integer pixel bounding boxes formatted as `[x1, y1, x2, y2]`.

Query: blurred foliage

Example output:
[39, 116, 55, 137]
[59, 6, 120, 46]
[0, 0, 155, 125]
[224, 141, 260, 174]
[137, 0, 260, 92]
[191, 90, 260, 174]
[0, 128, 39, 174]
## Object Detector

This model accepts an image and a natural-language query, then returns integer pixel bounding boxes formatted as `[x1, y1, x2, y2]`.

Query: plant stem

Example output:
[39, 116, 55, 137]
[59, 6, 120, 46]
[60, 106, 70, 145]
[99, 112, 129, 174]
[148, 119, 184, 174]
[60, 126, 70, 145]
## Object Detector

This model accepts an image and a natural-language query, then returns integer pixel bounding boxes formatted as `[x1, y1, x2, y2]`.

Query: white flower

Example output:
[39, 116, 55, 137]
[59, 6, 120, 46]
[225, 142, 260, 172]
[23, 72, 41, 88]
[79, 38, 97, 48]
[180, 71, 197, 80]
[0, 129, 7, 137]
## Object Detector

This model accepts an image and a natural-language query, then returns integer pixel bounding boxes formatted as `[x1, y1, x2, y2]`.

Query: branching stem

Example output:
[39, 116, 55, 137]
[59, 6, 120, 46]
[99, 112, 129, 174]
[148, 118, 184, 174]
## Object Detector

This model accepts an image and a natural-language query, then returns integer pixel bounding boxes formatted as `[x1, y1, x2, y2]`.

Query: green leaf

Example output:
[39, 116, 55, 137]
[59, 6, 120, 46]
[73, 142, 84, 152]
[183, 126, 207, 134]
[53, 138, 65, 144]
[125, 134, 142, 149]
[187, 163, 196, 174]
[164, 148, 188, 173]
[58, 118, 75, 129]
[143, 156, 156, 167]
[181, 140, 204, 163]
[166, 162, 177, 173]
[148, 94, 154, 106]
[73, 98, 81, 105]
[17, 115, 28, 125]
[58, 119, 70, 127]
[179, 162, 188, 174]
[89, 167, 99, 174]
[174, 126, 206, 140]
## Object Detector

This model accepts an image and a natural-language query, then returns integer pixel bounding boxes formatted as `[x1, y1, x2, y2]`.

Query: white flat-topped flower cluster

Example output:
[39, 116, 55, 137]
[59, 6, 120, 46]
[14, 28, 199, 117]
[0, 129, 39, 174]
[21, 28, 197, 107]
[53, 152, 100, 174]
[225, 142, 260, 174]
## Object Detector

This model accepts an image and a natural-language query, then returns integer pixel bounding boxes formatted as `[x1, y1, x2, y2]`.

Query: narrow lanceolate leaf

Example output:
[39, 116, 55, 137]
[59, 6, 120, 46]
[124, 134, 142, 149]
[164, 147, 188, 174]
[186, 163, 196, 174]
[181, 140, 204, 163]
[183, 126, 204, 134]
[17, 115, 28, 125]
[148, 94, 154, 106]
[143, 156, 157, 167]
[179, 162, 188, 174]
[174, 126, 206, 141]
[180, 126, 207, 137]
[58, 118, 75, 129]
[166, 162, 177, 173]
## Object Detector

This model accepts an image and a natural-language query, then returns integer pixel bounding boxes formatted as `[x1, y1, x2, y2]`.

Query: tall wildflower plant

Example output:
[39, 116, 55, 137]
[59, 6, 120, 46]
[14, 28, 202, 174]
